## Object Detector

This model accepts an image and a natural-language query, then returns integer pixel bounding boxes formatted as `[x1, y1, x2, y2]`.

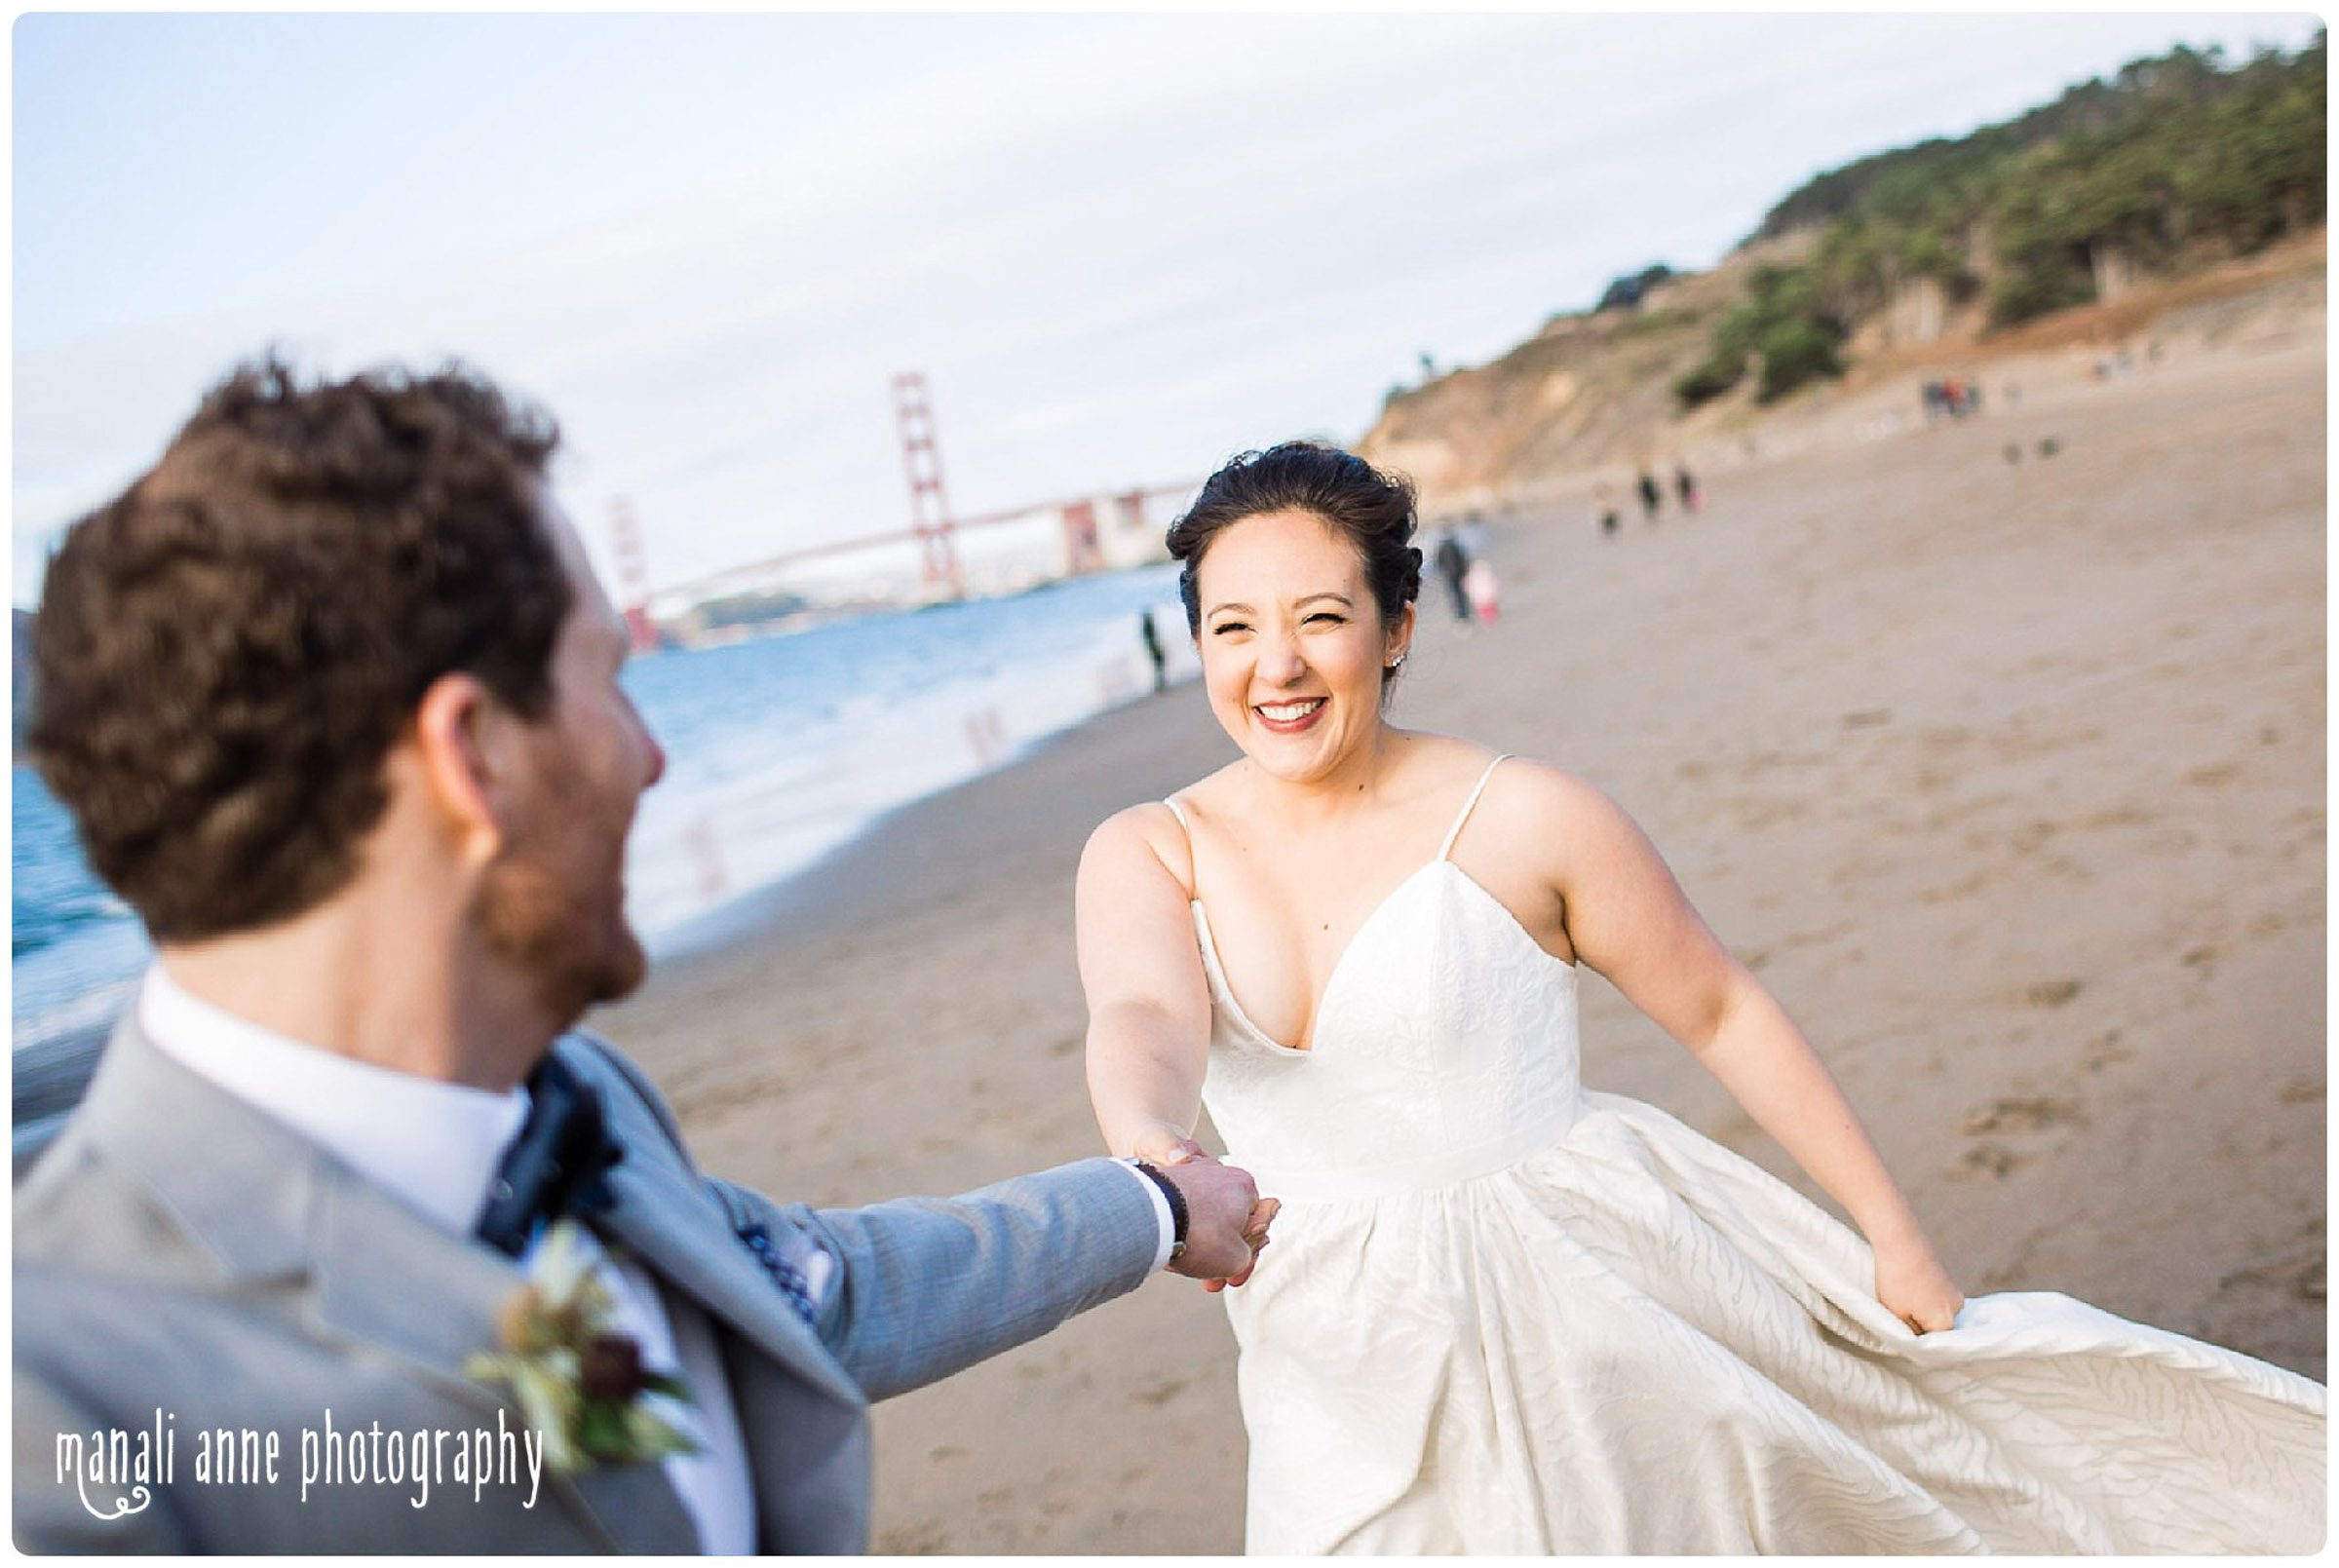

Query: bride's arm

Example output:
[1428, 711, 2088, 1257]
[1515, 763, 1964, 1333]
[1075, 805, 1217, 1164]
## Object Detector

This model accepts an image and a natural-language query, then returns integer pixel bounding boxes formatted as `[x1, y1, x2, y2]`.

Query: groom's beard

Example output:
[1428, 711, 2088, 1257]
[476, 813, 647, 1031]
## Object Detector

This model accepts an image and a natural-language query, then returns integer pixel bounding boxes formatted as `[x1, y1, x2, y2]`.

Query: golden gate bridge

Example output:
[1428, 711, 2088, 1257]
[610, 372, 1198, 653]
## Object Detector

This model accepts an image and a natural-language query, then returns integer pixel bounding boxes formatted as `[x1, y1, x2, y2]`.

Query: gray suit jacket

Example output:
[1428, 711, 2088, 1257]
[13, 1017, 1160, 1551]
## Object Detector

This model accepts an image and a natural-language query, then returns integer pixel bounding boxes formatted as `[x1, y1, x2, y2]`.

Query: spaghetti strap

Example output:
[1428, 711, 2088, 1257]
[1437, 754, 1511, 861]
[1160, 796, 1204, 909]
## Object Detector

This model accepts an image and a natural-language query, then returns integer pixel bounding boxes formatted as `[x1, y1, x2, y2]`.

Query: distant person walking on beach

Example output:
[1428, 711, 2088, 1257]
[1637, 470, 1663, 522]
[1433, 525, 1472, 621]
[1139, 605, 1168, 692]
[14, 358, 1272, 1551]
[1463, 554, 1501, 624]
[1075, 439, 2323, 1554]
[1595, 482, 1621, 537]
[1458, 509, 1489, 563]
[1674, 463, 1702, 515]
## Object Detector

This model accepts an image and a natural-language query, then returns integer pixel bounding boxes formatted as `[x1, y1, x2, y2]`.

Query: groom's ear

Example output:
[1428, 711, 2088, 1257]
[408, 671, 522, 868]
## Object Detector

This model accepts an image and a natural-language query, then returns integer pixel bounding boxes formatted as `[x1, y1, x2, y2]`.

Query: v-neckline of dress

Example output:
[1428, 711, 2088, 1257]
[1192, 860, 1579, 1058]
[1188, 860, 1444, 1057]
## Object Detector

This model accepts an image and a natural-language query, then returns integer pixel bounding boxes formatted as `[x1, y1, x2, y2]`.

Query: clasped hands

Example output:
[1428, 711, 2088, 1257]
[1135, 1129, 1281, 1291]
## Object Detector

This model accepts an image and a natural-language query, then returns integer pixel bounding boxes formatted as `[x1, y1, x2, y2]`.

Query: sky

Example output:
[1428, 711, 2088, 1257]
[12, 10, 2322, 607]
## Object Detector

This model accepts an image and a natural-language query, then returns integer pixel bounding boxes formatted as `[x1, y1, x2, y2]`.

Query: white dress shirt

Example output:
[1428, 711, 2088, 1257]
[138, 966, 756, 1552]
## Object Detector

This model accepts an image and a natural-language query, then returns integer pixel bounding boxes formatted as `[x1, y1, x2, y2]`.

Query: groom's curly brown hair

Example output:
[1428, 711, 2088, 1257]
[30, 357, 571, 942]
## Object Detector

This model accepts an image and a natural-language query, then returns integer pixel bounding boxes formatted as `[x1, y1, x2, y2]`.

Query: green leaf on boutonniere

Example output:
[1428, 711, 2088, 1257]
[576, 1403, 630, 1460]
[469, 1219, 701, 1475]
[625, 1405, 699, 1462]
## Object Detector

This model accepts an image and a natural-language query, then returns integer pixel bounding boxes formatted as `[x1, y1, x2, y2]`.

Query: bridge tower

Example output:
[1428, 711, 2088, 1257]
[892, 372, 964, 599]
[609, 497, 660, 654]
[1060, 499, 1104, 576]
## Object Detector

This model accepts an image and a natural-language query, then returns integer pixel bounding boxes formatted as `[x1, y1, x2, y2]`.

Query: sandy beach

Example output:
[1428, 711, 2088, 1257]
[594, 323, 2325, 1553]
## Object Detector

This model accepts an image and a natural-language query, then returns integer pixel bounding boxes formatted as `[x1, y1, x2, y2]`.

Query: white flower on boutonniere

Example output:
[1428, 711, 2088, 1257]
[465, 1219, 698, 1476]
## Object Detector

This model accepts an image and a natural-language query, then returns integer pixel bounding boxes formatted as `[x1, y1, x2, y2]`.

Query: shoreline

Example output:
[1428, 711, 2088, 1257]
[634, 665, 1209, 976]
[591, 327, 2325, 1551]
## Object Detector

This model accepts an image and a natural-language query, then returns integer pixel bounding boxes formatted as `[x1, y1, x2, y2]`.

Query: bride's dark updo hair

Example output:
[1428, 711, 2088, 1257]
[1166, 442, 1423, 654]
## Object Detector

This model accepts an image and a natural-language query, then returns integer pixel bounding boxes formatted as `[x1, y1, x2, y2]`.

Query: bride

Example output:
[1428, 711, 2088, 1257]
[1074, 441, 2323, 1553]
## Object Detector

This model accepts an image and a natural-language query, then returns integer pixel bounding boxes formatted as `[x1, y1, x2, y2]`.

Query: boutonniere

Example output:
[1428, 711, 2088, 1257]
[466, 1220, 698, 1475]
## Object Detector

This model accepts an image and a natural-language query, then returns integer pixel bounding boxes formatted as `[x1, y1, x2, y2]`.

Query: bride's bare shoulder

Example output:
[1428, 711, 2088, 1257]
[1394, 734, 1591, 803]
[1086, 763, 1240, 894]
[1476, 752, 1640, 837]
[1157, 760, 1250, 827]
[1086, 799, 1185, 860]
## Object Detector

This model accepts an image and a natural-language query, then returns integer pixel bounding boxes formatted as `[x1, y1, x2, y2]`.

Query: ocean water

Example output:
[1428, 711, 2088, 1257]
[12, 561, 1196, 1054]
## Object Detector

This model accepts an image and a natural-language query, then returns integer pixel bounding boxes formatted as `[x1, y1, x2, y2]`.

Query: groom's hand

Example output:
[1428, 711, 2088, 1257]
[1158, 1158, 1272, 1281]
[1202, 1194, 1281, 1292]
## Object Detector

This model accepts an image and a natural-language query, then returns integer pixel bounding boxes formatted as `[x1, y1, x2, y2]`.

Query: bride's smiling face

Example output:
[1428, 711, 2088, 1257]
[1192, 508, 1412, 784]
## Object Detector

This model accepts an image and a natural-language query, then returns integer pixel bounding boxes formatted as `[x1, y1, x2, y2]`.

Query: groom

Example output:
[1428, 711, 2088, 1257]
[13, 360, 1268, 1551]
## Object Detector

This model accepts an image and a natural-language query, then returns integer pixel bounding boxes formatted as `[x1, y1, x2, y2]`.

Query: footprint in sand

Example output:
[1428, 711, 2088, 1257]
[1959, 1096, 2087, 1135]
[2083, 1030, 2132, 1073]
[1131, 1377, 1188, 1408]
[1781, 920, 1854, 951]
[877, 1521, 952, 1553]
[1918, 871, 1989, 905]
[2218, 1244, 2327, 1305]
[2022, 978, 2084, 1008]
[1949, 1095, 2087, 1181]
[1949, 1142, 2033, 1181]
[2010, 821, 2060, 856]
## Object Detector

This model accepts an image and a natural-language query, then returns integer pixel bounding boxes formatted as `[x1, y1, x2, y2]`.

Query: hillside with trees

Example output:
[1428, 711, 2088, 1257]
[1680, 35, 2326, 408]
[1361, 34, 2325, 499]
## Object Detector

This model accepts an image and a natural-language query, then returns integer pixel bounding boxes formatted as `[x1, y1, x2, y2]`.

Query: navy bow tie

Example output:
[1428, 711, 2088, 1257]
[475, 1053, 627, 1257]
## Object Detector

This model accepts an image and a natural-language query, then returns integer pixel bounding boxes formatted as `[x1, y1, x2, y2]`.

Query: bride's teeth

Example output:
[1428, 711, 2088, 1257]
[1258, 700, 1323, 722]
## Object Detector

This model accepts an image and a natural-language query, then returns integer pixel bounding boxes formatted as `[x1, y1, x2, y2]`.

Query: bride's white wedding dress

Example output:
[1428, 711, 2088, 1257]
[1166, 759, 2324, 1554]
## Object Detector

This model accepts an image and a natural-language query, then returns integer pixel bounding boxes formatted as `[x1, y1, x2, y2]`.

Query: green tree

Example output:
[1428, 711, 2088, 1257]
[1682, 33, 2324, 391]
[1754, 320, 1846, 402]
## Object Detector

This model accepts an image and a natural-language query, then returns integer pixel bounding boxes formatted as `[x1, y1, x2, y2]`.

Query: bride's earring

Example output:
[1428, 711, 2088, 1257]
[1386, 650, 1408, 672]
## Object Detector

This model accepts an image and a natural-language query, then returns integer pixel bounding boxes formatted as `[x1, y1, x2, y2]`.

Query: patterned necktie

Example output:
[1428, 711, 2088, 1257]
[479, 1053, 822, 1333]
[476, 1054, 627, 1257]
